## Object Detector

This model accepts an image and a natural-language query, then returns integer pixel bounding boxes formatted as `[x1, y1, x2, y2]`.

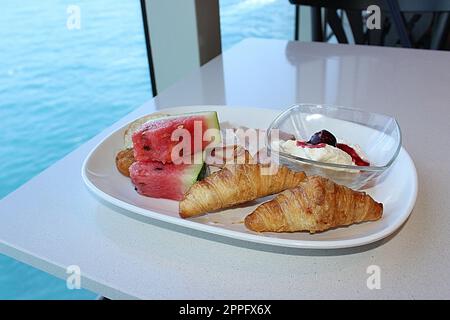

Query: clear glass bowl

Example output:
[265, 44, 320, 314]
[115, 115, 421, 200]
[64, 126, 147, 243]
[266, 104, 402, 190]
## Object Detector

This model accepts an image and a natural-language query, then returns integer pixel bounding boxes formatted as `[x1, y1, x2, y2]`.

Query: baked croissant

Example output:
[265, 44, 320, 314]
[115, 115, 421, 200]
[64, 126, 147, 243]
[245, 176, 383, 233]
[179, 164, 306, 218]
[115, 148, 135, 177]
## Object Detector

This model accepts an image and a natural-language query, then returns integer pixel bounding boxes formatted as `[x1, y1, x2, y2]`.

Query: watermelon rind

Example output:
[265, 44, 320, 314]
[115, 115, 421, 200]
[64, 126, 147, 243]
[180, 163, 205, 189]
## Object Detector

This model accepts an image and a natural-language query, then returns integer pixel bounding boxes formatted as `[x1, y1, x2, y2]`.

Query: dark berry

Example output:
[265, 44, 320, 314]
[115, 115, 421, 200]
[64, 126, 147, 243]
[307, 130, 337, 146]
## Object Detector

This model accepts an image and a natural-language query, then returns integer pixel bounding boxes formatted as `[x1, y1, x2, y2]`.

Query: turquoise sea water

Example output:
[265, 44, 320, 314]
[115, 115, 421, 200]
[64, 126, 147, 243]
[0, 0, 293, 299]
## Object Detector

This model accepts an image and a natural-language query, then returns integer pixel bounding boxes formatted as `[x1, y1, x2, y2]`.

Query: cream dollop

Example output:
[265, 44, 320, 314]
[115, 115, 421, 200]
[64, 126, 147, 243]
[272, 139, 368, 166]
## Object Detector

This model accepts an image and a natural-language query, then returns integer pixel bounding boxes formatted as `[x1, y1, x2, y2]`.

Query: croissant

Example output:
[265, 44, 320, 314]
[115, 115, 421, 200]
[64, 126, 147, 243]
[245, 176, 383, 233]
[115, 148, 135, 177]
[179, 164, 306, 218]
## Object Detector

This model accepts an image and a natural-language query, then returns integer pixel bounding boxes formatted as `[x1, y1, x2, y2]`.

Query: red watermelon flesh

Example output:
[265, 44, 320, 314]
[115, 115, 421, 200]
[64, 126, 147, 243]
[129, 161, 204, 201]
[132, 111, 220, 164]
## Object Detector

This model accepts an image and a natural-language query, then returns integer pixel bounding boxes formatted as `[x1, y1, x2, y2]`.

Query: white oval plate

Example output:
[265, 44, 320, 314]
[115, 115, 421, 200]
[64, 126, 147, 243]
[82, 106, 418, 249]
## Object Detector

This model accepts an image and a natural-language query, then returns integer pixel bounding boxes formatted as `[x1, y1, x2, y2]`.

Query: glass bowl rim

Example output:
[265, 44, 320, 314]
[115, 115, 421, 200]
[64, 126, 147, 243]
[266, 103, 402, 172]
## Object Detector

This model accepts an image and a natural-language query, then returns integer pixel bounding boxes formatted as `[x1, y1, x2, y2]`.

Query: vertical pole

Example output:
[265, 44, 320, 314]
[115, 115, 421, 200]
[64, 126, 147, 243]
[140, 0, 158, 97]
[194, 0, 222, 65]
[311, 7, 324, 42]
[385, 0, 412, 48]
[294, 4, 300, 41]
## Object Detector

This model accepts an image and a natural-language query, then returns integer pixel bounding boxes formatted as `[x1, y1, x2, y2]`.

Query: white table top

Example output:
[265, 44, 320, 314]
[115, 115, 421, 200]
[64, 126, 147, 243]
[1, 38, 450, 299]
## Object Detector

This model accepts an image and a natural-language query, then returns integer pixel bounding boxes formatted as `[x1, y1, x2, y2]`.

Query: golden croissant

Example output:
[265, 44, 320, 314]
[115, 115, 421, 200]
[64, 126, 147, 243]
[245, 176, 383, 233]
[179, 164, 306, 218]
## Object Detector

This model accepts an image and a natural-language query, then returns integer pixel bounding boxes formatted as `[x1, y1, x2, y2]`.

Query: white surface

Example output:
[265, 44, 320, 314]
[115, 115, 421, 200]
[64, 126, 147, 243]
[83, 105, 417, 249]
[1, 39, 450, 299]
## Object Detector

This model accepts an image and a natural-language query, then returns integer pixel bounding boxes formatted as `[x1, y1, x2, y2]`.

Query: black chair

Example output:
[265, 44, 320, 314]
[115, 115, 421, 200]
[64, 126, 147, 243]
[289, 0, 450, 50]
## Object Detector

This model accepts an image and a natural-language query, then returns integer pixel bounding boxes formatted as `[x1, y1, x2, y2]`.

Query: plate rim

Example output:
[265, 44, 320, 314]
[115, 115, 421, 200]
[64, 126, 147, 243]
[81, 105, 418, 250]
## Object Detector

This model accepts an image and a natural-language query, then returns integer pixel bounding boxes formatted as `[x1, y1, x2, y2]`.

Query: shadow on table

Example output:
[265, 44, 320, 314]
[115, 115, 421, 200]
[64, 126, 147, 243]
[94, 195, 409, 257]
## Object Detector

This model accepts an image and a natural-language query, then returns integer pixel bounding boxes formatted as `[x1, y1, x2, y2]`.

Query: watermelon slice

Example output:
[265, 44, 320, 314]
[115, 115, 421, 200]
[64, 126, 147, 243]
[129, 161, 205, 201]
[132, 111, 221, 164]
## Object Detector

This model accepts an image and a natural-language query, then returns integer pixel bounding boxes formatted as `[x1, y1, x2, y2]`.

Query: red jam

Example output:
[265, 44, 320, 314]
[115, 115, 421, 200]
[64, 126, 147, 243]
[336, 143, 370, 166]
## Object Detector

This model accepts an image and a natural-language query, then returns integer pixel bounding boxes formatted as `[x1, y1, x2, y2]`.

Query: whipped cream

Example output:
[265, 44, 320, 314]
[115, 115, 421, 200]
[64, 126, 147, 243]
[272, 139, 368, 166]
